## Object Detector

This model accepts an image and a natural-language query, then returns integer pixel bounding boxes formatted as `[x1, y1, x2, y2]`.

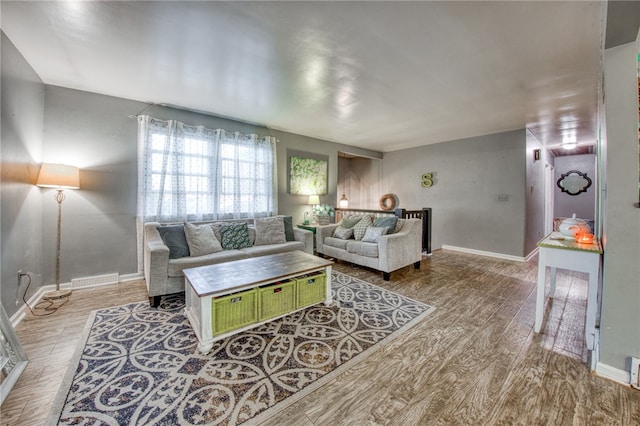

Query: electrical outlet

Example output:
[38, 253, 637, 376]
[631, 357, 640, 390]
[17, 269, 23, 287]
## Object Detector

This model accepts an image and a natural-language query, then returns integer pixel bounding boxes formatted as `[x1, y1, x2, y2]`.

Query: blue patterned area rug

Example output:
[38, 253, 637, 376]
[48, 271, 435, 425]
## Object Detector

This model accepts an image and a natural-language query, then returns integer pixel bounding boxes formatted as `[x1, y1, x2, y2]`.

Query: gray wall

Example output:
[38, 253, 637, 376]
[41, 87, 142, 286]
[382, 130, 527, 257]
[1, 32, 45, 318]
[554, 154, 597, 221]
[38, 87, 381, 287]
[600, 41, 640, 372]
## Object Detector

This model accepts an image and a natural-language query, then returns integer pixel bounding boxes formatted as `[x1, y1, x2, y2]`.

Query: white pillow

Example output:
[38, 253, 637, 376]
[254, 216, 286, 245]
[361, 226, 389, 243]
[184, 222, 223, 256]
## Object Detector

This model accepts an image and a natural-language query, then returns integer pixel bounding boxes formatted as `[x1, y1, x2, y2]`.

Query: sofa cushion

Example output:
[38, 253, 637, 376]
[184, 222, 223, 256]
[346, 241, 379, 258]
[157, 224, 190, 259]
[248, 226, 257, 245]
[167, 249, 249, 277]
[255, 216, 286, 245]
[240, 241, 304, 257]
[324, 236, 351, 250]
[220, 223, 252, 250]
[333, 226, 353, 240]
[361, 226, 389, 243]
[352, 216, 373, 241]
[209, 223, 222, 242]
[340, 215, 365, 229]
[374, 216, 398, 234]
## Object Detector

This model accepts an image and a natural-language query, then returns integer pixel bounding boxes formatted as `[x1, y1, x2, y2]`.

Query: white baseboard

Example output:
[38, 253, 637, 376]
[120, 272, 144, 282]
[595, 362, 630, 386]
[442, 245, 526, 262]
[525, 247, 539, 263]
[10, 272, 145, 328]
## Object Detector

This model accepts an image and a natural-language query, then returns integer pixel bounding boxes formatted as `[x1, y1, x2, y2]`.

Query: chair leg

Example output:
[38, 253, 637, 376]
[383, 272, 391, 281]
[414, 261, 421, 269]
[149, 295, 161, 307]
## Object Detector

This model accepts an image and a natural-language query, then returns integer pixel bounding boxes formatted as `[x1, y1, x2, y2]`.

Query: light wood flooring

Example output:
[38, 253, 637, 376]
[2, 250, 638, 425]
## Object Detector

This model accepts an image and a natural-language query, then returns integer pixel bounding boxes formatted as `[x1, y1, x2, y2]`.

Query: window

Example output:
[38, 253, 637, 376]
[137, 116, 277, 223]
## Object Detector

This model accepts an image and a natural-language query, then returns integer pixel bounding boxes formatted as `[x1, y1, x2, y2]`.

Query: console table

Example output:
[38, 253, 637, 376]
[535, 232, 603, 350]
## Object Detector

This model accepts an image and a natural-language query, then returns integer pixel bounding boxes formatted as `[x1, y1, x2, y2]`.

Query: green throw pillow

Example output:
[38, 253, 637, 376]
[283, 216, 295, 242]
[374, 216, 398, 234]
[220, 223, 252, 250]
[352, 216, 373, 241]
[341, 215, 364, 229]
[157, 224, 190, 259]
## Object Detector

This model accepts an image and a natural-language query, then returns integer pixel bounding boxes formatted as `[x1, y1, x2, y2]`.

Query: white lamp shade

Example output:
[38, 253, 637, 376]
[307, 195, 320, 205]
[37, 163, 80, 189]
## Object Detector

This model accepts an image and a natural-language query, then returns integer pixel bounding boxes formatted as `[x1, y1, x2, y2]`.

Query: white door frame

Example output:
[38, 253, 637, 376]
[544, 162, 555, 235]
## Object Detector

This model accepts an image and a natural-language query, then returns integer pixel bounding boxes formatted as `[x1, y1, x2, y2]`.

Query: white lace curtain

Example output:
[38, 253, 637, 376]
[136, 115, 277, 270]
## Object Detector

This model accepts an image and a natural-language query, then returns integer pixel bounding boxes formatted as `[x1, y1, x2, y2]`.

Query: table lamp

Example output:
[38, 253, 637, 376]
[307, 195, 319, 224]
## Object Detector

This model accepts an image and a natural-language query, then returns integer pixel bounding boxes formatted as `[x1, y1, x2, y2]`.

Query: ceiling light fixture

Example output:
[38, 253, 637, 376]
[561, 134, 577, 150]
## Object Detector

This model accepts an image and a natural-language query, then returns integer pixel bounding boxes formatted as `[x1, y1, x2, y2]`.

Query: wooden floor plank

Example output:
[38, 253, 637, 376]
[2, 250, 639, 426]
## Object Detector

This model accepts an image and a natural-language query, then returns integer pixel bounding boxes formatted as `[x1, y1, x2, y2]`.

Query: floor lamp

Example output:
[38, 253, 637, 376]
[37, 163, 80, 300]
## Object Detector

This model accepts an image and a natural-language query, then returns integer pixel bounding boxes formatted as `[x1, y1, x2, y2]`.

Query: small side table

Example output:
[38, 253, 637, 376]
[296, 223, 317, 234]
[535, 232, 603, 351]
[297, 224, 317, 252]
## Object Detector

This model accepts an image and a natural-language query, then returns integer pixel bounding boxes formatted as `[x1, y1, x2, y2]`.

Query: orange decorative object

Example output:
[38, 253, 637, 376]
[576, 233, 594, 244]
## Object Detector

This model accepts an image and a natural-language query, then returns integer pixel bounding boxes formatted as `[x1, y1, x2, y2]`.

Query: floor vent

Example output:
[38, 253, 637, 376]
[71, 273, 119, 289]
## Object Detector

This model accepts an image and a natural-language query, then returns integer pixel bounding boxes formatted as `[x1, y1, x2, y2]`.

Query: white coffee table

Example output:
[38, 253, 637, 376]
[184, 251, 334, 354]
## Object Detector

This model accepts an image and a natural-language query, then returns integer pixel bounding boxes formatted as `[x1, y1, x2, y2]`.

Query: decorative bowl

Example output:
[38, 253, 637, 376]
[559, 214, 590, 240]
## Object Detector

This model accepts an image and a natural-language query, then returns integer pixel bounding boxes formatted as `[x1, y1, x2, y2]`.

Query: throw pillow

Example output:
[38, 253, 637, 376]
[374, 216, 398, 234]
[333, 226, 354, 240]
[220, 223, 252, 250]
[352, 216, 373, 241]
[361, 226, 389, 243]
[184, 222, 223, 256]
[255, 216, 286, 246]
[248, 226, 257, 245]
[340, 215, 363, 229]
[209, 223, 223, 242]
[282, 216, 295, 241]
[157, 224, 190, 259]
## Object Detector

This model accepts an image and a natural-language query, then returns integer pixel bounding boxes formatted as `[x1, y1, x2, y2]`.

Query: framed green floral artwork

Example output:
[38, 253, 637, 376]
[287, 150, 328, 195]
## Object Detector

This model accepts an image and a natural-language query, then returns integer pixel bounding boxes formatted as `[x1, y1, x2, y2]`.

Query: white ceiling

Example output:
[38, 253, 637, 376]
[1, 1, 606, 153]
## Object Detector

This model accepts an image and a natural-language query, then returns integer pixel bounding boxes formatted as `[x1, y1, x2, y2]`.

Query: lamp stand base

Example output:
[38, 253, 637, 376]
[42, 289, 72, 300]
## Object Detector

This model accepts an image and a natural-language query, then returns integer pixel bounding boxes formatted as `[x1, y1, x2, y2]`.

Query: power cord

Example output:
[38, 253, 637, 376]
[19, 272, 69, 316]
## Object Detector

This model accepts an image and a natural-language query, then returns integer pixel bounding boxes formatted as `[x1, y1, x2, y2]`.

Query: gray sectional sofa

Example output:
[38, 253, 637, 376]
[316, 215, 422, 280]
[143, 216, 313, 306]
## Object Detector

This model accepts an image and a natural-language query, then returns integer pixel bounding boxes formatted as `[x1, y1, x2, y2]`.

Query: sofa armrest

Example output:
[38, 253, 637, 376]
[143, 222, 170, 296]
[316, 224, 339, 255]
[293, 227, 314, 254]
[377, 219, 422, 272]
